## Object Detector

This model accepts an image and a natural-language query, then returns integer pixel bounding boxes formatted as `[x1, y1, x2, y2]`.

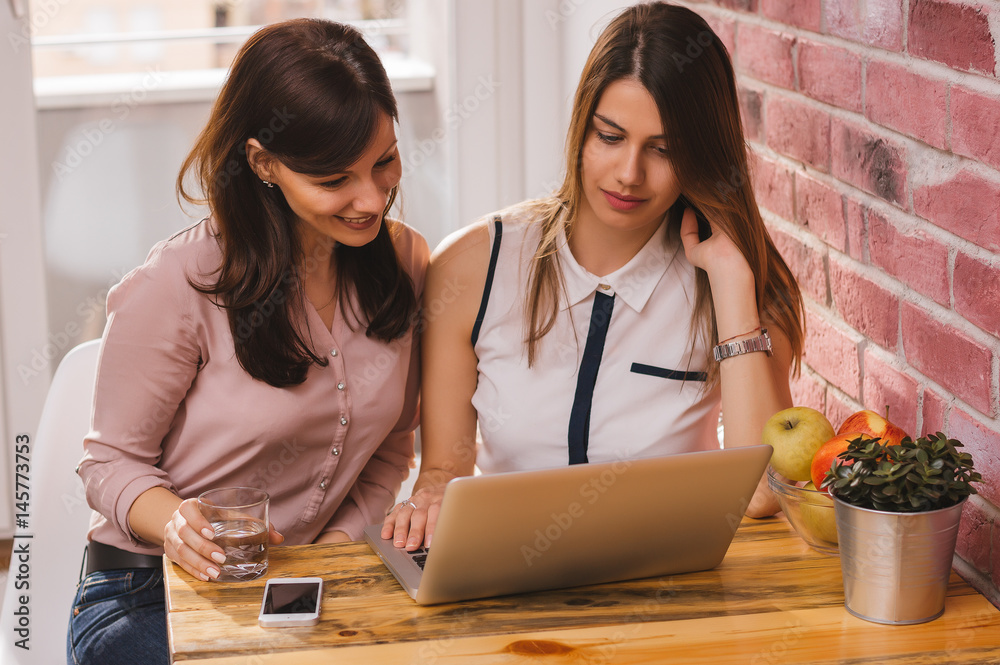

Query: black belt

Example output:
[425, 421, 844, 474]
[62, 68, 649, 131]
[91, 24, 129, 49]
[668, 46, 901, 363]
[85, 540, 162, 576]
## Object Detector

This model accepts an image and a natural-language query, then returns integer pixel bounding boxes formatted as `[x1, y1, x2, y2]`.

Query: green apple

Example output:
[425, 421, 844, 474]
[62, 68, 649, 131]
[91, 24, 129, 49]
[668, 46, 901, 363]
[762, 406, 835, 481]
[800, 482, 838, 544]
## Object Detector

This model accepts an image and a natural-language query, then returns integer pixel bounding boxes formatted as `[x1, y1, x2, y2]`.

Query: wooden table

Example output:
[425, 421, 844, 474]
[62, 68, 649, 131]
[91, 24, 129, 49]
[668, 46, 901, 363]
[165, 516, 1000, 664]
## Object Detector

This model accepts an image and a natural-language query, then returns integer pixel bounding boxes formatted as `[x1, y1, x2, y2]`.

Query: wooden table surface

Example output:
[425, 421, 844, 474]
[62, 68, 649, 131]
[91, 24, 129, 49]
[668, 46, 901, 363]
[164, 516, 1000, 664]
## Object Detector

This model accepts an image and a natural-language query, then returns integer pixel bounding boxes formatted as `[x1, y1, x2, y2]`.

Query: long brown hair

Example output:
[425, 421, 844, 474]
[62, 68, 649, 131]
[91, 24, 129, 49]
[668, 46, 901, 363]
[177, 19, 417, 387]
[526, 2, 802, 384]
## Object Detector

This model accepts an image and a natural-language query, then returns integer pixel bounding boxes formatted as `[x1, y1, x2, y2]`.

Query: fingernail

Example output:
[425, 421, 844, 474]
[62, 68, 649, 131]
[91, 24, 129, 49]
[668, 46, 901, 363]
[201, 528, 214, 539]
[394, 539, 404, 547]
[211, 552, 226, 564]
[207, 567, 220, 579]
[200, 573, 210, 581]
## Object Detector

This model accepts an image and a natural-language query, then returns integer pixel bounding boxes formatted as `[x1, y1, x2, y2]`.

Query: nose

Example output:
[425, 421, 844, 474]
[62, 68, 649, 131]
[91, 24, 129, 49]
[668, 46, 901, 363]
[616, 146, 644, 187]
[350, 176, 388, 216]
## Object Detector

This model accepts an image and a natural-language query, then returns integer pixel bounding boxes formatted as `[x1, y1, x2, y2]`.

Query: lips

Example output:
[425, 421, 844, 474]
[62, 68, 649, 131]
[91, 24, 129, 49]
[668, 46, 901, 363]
[339, 214, 378, 231]
[601, 189, 648, 212]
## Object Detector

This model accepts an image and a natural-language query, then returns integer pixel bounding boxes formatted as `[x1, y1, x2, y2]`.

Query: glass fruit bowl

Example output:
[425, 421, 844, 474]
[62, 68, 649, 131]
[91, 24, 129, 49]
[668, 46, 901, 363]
[766, 466, 839, 555]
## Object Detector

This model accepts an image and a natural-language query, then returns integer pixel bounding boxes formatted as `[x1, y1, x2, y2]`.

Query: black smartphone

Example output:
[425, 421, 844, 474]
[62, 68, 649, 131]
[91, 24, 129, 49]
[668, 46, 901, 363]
[678, 195, 712, 242]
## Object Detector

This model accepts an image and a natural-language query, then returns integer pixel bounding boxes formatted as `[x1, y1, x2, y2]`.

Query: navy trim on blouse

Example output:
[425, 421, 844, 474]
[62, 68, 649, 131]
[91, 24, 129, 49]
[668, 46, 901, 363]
[567, 291, 616, 465]
[630, 363, 707, 382]
[471, 217, 503, 347]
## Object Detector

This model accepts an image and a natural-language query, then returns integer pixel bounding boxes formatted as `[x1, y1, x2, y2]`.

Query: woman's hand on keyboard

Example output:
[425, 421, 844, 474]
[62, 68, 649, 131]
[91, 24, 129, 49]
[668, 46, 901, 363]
[381, 485, 447, 551]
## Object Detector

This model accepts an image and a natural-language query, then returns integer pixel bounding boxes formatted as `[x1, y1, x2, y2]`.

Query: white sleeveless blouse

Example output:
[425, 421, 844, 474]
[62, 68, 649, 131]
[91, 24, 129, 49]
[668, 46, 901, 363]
[471, 201, 722, 474]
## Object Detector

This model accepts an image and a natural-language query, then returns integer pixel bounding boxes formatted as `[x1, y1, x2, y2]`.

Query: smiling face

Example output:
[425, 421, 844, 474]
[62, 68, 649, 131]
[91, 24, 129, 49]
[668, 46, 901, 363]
[250, 112, 402, 252]
[576, 78, 681, 244]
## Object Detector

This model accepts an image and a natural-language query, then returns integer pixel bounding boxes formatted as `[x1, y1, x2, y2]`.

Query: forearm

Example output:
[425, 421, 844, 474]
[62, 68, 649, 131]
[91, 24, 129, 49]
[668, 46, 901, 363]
[127, 486, 183, 546]
[710, 269, 792, 449]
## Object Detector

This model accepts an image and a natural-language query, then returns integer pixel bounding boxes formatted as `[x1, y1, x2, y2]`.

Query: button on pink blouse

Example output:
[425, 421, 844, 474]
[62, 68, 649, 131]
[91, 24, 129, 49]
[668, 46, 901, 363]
[77, 218, 429, 555]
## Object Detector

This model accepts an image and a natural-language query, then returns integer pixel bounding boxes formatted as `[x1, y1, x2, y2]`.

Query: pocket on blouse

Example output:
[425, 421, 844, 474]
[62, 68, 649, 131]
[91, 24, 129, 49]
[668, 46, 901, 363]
[630, 362, 707, 382]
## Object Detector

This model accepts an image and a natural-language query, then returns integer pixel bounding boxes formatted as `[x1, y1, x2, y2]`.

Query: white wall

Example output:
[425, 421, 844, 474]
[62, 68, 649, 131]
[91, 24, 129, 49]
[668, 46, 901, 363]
[0, 2, 51, 536]
[442, 0, 636, 230]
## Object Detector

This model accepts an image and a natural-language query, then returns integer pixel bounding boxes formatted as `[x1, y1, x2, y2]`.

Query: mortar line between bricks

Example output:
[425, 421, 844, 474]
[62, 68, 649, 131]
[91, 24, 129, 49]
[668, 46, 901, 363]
[859, 350, 995, 426]
[993, 353, 999, 419]
[746, 73, 1000, 169]
[753, 140, 1000, 265]
[800, 270, 996, 418]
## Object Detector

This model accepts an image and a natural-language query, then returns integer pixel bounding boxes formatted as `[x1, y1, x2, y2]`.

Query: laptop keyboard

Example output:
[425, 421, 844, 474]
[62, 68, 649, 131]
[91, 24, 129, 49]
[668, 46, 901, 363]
[408, 547, 429, 569]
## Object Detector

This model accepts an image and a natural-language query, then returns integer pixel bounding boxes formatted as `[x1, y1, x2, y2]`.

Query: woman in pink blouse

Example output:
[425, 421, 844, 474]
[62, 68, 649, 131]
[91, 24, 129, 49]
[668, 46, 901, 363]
[68, 19, 429, 665]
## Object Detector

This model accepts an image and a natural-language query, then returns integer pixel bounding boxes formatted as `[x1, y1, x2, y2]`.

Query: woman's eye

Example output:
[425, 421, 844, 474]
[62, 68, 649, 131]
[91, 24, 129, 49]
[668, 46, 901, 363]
[321, 177, 348, 189]
[652, 145, 669, 156]
[375, 154, 397, 169]
[596, 131, 622, 145]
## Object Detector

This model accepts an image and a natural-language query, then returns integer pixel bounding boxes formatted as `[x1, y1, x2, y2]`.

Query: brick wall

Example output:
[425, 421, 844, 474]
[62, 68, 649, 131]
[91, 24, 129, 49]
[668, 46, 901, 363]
[685, 0, 1000, 606]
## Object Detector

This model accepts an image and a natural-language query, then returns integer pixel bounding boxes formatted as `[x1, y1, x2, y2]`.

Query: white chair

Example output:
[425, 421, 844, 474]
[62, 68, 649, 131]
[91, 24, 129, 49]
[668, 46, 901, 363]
[0, 339, 100, 665]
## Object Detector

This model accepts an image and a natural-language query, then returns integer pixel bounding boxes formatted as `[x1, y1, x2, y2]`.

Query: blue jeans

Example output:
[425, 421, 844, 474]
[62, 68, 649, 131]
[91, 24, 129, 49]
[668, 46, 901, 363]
[66, 568, 168, 665]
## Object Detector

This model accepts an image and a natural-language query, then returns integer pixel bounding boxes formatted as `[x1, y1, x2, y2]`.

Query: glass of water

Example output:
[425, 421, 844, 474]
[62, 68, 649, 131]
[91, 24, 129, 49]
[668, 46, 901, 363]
[197, 487, 269, 581]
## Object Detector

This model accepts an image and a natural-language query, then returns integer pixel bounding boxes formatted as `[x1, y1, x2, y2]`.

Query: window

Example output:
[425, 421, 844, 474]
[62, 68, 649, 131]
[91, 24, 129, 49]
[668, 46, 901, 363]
[28, 0, 410, 80]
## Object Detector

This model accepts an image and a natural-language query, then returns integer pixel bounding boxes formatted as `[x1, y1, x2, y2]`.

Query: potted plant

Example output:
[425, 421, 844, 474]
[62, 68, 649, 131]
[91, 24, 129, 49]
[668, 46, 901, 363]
[822, 433, 982, 625]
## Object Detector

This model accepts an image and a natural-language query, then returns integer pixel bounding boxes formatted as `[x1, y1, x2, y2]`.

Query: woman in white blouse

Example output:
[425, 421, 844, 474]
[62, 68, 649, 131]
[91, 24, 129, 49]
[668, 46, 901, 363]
[385, 1, 804, 549]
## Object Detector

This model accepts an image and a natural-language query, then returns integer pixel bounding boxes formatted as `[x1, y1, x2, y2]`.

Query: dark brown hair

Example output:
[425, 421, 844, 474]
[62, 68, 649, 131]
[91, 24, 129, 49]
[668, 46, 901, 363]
[525, 2, 803, 383]
[177, 19, 417, 387]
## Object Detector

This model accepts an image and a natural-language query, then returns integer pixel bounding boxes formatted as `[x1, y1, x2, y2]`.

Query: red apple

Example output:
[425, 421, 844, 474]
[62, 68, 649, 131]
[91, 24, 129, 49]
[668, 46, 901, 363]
[836, 408, 909, 447]
[810, 432, 864, 492]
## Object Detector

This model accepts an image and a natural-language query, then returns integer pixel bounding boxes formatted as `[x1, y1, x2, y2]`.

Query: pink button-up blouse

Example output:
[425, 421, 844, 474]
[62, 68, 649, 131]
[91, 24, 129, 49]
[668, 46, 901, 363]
[77, 218, 429, 555]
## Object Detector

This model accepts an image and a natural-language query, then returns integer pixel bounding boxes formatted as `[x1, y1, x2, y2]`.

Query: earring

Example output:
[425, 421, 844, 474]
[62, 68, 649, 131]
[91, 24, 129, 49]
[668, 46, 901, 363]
[262, 179, 274, 188]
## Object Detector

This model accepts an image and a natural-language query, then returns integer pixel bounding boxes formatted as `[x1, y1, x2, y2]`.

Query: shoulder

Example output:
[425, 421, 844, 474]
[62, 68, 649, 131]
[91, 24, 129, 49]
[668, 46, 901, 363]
[112, 219, 220, 302]
[432, 218, 491, 270]
[387, 220, 431, 288]
[141, 218, 222, 279]
[432, 198, 553, 269]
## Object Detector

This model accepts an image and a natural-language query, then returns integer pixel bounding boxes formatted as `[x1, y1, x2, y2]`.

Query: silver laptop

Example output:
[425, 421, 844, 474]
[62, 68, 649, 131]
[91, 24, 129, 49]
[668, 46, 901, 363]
[363, 444, 772, 605]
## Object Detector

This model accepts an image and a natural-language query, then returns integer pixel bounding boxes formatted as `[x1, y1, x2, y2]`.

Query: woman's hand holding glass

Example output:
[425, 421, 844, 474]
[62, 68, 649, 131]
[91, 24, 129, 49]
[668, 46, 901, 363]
[162, 497, 284, 581]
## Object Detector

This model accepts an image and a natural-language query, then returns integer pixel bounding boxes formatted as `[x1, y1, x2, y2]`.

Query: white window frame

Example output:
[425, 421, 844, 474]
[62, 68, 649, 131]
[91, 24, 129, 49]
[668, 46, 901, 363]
[29, 9, 434, 109]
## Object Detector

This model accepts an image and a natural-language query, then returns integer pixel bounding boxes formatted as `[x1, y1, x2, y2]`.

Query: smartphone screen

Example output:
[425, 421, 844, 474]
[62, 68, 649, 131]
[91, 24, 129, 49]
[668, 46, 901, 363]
[262, 581, 320, 615]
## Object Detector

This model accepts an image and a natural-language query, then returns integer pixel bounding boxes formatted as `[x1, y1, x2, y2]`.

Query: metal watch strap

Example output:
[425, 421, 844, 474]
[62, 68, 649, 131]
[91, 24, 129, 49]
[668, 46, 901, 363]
[713, 328, 773, 362]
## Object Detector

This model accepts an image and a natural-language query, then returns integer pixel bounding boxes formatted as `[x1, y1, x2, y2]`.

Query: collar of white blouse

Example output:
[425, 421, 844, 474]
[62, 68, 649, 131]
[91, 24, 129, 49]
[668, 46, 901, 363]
[557, 220, 678, 313]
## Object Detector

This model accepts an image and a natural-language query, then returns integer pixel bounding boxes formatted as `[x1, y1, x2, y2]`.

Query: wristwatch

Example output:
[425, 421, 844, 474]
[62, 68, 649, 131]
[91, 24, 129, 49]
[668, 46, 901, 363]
[713, 328, 773, 362]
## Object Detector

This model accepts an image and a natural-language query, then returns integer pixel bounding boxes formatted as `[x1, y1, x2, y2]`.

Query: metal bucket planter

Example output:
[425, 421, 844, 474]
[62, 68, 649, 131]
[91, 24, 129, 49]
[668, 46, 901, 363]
[832, 496, 966, 625]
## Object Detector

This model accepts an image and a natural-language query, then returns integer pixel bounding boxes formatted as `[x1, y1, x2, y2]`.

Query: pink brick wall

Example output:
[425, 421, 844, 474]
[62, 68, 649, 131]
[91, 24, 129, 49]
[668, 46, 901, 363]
[684, 0, 1000, 606]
